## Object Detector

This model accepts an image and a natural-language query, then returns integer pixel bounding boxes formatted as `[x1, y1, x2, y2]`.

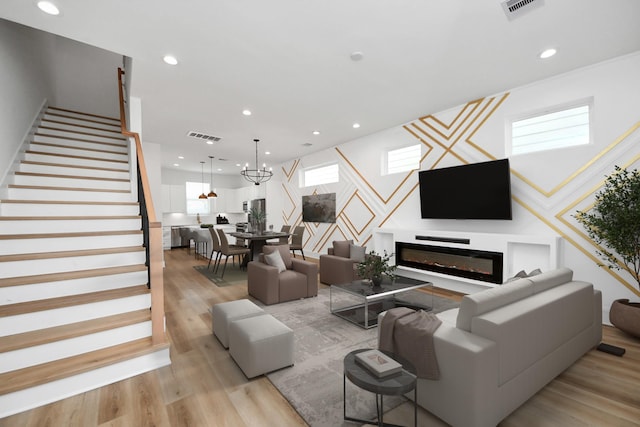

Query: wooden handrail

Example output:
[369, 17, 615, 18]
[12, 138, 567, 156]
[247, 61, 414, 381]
[117, 67, 166, 346]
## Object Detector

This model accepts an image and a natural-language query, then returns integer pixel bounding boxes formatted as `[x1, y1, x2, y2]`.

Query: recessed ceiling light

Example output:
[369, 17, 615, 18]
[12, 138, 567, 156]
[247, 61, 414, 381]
[539, 48, 557, 59]
[352, 123, 361, 129]
[242, 109, 252, 116]
[265, 151, 270, 155]
[350, 51, 364, 61]
[173, 163, 180, 167]
[178, 156, 184, 159]
[37, 1, 59, 15]
[312, 131, 320, 135]
[163, 55, 178, 65]
[206, 140, 214, 145]
[236, 163, 241, 167]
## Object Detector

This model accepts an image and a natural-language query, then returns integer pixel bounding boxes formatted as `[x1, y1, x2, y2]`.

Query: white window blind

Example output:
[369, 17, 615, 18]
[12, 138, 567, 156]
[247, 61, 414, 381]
[511, 104, 590, 155]
[386, 144, 420, 174]
[303, 164, 339, 187]
[185, 181, 210, 215]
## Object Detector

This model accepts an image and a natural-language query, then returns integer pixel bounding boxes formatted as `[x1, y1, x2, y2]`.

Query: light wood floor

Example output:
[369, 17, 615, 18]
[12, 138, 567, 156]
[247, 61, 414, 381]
[1, 248, 639, 426]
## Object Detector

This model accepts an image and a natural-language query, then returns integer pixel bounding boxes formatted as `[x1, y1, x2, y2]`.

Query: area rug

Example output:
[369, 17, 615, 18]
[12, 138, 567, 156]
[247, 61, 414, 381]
[193, 264, 246, 287]
[260, 288, 459, 427]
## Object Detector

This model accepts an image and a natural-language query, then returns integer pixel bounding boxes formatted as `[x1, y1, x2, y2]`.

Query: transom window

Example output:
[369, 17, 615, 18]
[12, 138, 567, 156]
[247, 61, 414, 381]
[385, 144, 421, 175]
[185, 181, 210, 215]
[302, 163, 339, 187]
[509, 101, 591, 155]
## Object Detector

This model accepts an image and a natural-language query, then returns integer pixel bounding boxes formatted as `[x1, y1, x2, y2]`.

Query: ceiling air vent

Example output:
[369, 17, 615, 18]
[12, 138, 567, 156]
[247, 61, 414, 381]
[187, 131, 222, 143]
[501, 0, 544, 20]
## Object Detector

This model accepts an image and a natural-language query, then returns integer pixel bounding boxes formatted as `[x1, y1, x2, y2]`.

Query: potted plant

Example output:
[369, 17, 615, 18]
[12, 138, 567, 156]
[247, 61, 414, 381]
[575, 165, 640, 337]
[356, 250, 397, 287]
[248, 207, 267, 234]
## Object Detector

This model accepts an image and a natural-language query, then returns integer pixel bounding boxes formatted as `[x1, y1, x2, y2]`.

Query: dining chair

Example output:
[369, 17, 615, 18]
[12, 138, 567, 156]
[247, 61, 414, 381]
[290, 225, 306, 260]
[207, 227, 221, 271]
[190, 228, 209, 260]
[267, 225, 291, 246]
[216, 228, 250, 277]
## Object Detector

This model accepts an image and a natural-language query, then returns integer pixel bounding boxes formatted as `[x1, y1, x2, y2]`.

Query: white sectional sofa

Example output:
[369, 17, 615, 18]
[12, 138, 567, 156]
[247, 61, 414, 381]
[378, 267, 602, 427]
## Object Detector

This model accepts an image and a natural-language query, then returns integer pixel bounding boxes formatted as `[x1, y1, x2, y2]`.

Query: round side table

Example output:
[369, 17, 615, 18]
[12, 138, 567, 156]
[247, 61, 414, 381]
[343, 348, 417, 427]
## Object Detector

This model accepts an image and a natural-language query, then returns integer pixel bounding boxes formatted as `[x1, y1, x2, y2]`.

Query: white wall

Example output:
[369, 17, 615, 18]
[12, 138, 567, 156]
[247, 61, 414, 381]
[0, 19, 52, 184]
[276, 51, 640, 317]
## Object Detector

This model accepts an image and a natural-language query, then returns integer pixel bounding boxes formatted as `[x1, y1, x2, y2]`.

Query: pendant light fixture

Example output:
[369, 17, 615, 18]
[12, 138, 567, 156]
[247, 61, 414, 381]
[198, 161, 208, 199]
[240, 138, 273, 185]
[207, 155, 218, 198]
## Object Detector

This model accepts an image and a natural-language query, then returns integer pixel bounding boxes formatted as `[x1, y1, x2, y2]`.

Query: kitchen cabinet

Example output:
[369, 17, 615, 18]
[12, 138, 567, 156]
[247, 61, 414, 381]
[161, 184, 186, 213]
[162, 226, 172, 249]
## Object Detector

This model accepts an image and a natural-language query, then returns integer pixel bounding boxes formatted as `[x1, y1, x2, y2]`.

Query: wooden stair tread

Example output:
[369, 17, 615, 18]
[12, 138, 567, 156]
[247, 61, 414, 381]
[14, 171, 129, 183]
[48, 106, 120, 123]
[38, 125, 126, 141]
[25, 150, 128, 164]
[42, 119, 123, 135]
[20, 160, 129, 173]
[0, 215, 140, 221]
[0, 284, 150, 317]
[44, 112, 121, 128]
[32, 139, 127, 154]
[0, 230, 143, 240]
[0, 246, 145, 263]
[0, 265, 148, 288]
[0, 309, 151, 353]
[0, 199, 138, 206]
[0, 337, 168, 396]
[8, 184, 130, 193]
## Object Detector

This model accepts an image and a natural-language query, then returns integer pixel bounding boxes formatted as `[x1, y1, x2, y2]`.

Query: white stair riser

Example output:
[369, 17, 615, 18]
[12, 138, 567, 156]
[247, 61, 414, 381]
[24, 152, 128, 170]
[29, 143, 129, 162]
[0, 293, 151, 336]
[0, 347, 170, 419]
[7, 187, 134, 202]
[32, 134, 129, 153]
[0, 233, 143, 256]
[0, 270, 148, 305]
[13, 174, 130, 191]
[0, 218, 141, 234]
[19, 162, 129, 180]
[0, 202, 138, 217]
[0, 251, 146, 279]
[0, 321, 152, 374]
[42, 114, 121, 131]
[40, 119, 124, 138]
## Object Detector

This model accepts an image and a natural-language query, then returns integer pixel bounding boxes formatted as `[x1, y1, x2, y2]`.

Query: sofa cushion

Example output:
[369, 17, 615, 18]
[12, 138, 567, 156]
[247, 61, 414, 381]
[349, 244, 366, 262]
[333, 240, 354, 258]
[456, 278, 534, 332]
[263, 244, 292, 270]
[529, 267, 573, 294]
[264, 249, 287, 273]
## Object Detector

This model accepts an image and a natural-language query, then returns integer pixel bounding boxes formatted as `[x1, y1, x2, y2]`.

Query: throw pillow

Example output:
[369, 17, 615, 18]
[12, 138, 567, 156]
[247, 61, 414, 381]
[504, 269, 527, 283]
[333, 240, 353, 258]
[528, 268, 542, 276]
[263, 244, 292, 269]
[264, 249, 287, 273]
[350, 244, 366, 262]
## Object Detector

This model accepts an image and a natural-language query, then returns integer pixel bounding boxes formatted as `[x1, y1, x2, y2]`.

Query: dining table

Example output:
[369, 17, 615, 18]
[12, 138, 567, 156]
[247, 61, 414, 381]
[228, 231, 291, 266]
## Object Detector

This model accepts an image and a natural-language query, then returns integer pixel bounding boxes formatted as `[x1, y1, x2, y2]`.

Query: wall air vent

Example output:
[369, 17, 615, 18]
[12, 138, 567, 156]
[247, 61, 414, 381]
[187, 131, 222, 143]
[501, 0, 544, 20]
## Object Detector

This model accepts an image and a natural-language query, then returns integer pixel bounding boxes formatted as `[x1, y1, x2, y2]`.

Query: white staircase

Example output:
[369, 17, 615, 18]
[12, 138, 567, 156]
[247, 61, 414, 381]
[0, 106, 170, 418]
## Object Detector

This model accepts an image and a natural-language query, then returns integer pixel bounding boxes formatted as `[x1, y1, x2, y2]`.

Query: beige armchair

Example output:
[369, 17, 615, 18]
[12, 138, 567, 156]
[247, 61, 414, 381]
[248, 244, 318, 305]
[319, 240, 366, 285]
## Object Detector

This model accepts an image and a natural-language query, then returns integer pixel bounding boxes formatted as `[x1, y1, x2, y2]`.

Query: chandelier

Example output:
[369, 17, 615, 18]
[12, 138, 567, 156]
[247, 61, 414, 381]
[241, 138, 272, 185]
[207, 155, 218, 198]
[198, 161, 207, 199]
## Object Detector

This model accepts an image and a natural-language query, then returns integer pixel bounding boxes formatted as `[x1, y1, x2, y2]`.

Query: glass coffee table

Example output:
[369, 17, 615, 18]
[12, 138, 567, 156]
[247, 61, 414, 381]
[330, 276, 433, 328]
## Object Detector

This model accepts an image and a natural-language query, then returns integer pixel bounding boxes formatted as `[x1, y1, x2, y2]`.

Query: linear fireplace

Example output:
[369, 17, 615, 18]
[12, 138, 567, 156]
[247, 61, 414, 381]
[395, 241, 504, 284]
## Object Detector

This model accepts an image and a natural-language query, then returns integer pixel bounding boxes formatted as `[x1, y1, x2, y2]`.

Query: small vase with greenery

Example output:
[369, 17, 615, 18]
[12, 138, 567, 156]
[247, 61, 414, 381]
[356, 250, 397, 286]
[248, 207, 267, 234]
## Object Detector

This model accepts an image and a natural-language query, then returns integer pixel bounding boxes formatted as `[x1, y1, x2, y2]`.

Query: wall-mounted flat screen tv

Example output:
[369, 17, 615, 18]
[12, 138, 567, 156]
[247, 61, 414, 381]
[418, 159, 512, 220]
[302, 193, 336, 223]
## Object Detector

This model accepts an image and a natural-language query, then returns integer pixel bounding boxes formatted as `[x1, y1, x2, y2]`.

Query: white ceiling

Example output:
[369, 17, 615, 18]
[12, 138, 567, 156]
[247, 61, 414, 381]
[2, 0, 640, 174]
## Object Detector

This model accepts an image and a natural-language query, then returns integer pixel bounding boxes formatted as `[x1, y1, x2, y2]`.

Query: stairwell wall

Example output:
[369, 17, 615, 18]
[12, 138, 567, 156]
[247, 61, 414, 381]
[0, 19, 53, 185]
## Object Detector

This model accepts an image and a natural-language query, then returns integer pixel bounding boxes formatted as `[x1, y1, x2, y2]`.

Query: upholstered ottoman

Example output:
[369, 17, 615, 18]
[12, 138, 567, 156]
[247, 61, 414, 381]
[228, 314, 294, 378]
[211, 299, 265, 348]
